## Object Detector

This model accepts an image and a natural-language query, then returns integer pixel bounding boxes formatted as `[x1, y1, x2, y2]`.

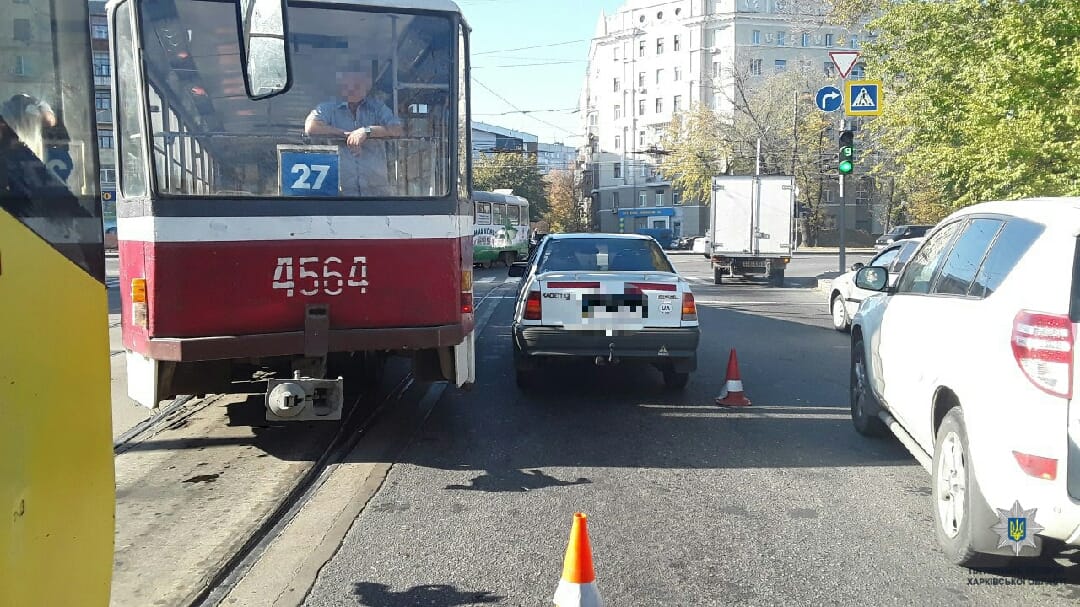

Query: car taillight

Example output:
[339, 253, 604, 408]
[681, 292, 697, 321]
[461, 292, 474, 315]
[1012, 451, 1058, 481]
[524, 291, 542, 320]
[1011, 310, 1073, 398]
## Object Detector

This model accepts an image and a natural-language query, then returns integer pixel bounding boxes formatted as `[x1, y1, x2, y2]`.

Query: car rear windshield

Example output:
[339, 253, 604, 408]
[538, 238, 674, 273]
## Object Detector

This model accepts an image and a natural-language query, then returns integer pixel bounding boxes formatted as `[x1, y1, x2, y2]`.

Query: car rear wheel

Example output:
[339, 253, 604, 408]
[713, 267, 723, 285]
[932, 408, 984, 567]
[513, 339, 535, 390]
[850, 338, 887, 437]
[831, 294, 850, 332]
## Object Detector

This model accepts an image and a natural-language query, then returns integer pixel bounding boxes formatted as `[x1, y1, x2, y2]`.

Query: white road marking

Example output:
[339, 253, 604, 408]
[476, 276, 496, 283]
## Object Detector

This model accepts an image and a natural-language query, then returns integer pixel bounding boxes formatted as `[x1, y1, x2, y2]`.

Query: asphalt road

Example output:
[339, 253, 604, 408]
[296, 257, 1080, 606]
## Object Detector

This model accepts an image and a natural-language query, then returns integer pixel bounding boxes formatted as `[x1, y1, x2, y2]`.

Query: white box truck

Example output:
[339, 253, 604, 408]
[708, 175, 795, 286]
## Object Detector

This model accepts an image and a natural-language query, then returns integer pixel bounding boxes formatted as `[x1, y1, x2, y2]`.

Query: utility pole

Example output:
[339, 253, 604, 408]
[838, 119, 848, 273]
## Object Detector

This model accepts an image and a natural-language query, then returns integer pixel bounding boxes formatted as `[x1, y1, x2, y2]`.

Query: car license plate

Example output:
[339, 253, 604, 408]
[581, 293, 647, 319]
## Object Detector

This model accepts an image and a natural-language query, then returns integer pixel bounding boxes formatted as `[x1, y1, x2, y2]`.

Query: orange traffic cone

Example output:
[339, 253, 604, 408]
[553, 513, 603, 607]
[715, 348, 752, 407]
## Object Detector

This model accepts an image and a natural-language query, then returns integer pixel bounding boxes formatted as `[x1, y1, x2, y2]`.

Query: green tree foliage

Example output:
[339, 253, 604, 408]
[472, 152, 549, 220]
[865, 0, 1080, 221]
[541, 170, 585, 233]
[658, 103, 730, 205]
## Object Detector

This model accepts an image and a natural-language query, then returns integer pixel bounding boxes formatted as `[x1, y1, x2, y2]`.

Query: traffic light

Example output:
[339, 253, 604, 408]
[838, 130, 854, 175]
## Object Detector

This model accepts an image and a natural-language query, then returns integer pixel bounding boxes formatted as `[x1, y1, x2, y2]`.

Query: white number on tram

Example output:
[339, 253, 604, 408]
[272, 256, 368, 297]
[289, 163, 331, 190]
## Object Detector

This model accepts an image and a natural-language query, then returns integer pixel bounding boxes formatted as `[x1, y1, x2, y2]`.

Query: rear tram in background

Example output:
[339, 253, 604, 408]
[110, 0, 475, 420]
[473, 189, 529, 267]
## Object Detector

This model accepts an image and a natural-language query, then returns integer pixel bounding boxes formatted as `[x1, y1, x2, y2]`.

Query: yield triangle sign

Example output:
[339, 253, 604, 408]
[829, 51, 861, 79]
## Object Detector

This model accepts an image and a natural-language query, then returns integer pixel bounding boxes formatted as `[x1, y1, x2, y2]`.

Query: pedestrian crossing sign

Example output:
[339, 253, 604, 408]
[845, 80, 882, 116]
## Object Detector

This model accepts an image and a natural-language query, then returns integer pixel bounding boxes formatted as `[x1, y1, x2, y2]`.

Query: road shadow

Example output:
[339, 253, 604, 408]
[352, 582, 502, 606]
[375, 302, 914, 477]
[445, 468, 591, 493]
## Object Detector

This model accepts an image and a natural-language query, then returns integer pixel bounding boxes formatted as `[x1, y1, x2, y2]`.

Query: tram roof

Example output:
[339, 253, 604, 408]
[106, 0, 462, 14]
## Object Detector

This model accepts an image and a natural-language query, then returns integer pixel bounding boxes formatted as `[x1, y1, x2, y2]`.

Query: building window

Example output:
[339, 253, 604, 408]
[613, 78, 620, 92]
[824, 62, 836, 77]
[673, 191, 682, 206]
[825, 33, 834, 47]
[100, 168, 116, 184]
[13, 55, 30, 76]
[93, 52, 110, 76]
[95, 90, 111, 110]
[655, 98, 662, 113]
[673, 95, 682, 112]
[613, 163, 622, 179]
[656, 192, 664, 206]
[614, 135, 621, 150]
[850, 35, 859, 49]
[674, 66, 682, 81]
[777, 31, 786, 46]
[612, 191, 620, 208]
[639, 40, 646, 57]
[673, 35, 681, 52]
[850, 65, 865, 79]
[751, 30, 761, 45]
[614, 105, 621, 119]
[774, 59, 787, 72]
[655, 69, 663, 84]
[713, 61, 722, 77]
[91, 23, 108, 40]
[802, 33, 810, 47]
[614, 47, 620, 61]
[639, 192, 647, 207]
[638, 72, 646, 88]
[13, 18, 31, 42]
[98, 132, 114, 149]
[638, 100, 645, 115]
[656, 38, 664, 54]
[750, 59, 762, 76]
[639, 130, 645, 146]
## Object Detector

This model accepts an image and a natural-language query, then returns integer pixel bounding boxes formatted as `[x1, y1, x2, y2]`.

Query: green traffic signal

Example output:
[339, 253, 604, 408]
[838, 130, 855, 175]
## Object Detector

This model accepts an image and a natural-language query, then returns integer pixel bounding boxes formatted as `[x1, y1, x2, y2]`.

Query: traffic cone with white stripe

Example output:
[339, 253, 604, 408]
[715, 348, 751, 407]
[553, 513, 603, 607]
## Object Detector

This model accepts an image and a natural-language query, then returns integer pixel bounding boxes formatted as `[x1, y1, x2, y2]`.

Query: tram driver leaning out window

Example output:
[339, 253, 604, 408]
[304, 65, 404, 196]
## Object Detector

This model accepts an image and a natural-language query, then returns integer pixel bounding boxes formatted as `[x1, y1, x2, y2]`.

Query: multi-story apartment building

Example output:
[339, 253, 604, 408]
[581, 0, 881, 239]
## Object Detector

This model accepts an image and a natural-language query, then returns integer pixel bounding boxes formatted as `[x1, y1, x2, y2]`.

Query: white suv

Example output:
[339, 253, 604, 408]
[850, 197, 1080, 566]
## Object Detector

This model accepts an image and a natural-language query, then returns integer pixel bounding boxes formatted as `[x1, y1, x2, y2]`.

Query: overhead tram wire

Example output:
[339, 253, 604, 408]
[471, 77, 578, 137]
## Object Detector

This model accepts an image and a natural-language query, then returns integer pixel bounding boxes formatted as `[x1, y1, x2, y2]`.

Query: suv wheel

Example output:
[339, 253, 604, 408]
[850, 337, 887, 436]
[932, 407, 987, 567]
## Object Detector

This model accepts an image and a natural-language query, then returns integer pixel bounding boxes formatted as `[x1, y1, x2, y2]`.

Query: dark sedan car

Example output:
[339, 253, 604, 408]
[874, 224, 934, 251]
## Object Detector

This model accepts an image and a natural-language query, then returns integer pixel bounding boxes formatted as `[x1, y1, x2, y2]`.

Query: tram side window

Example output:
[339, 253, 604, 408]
[493, 203, 507, 228]
[113, 1, 146, 197]
[476, 202, 491, 225]
[508, 204, 520, 226]
[136, 0, 456, 199]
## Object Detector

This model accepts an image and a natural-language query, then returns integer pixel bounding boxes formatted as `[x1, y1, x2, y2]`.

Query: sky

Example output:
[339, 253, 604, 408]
[457, 0, 626, 148]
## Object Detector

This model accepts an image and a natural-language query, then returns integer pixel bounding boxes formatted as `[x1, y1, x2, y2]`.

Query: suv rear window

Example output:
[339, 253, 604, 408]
[538, 238, 674, 273]
[967, 218, 1043, 299]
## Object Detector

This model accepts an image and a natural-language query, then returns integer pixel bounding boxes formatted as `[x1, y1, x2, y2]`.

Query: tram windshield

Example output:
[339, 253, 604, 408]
[126, 0, 458, 199]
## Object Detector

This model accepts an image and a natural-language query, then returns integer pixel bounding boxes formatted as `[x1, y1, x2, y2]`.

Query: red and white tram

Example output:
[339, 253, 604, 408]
[110, 0, 475, 420]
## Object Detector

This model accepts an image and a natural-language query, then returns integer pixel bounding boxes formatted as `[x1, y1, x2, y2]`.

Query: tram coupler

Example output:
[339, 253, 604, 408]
[265, 370, 343, 422]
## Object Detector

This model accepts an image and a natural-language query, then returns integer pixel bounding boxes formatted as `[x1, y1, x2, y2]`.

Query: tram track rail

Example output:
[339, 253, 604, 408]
[185, 281, 514, 607]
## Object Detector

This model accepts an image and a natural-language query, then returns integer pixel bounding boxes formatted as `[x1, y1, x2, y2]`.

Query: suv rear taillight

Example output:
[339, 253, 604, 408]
[1011, 310, 1073, 398]
[681, 292, 697, 321]
[524, 291, 542, 321]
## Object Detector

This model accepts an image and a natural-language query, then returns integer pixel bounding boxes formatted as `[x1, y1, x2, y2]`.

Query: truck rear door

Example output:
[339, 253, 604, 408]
[710, 177, 755, 254]
[756, 176, 795, 256]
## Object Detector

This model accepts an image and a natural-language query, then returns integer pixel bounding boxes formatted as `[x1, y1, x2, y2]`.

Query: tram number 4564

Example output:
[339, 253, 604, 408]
[272, 256, 368, 297]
